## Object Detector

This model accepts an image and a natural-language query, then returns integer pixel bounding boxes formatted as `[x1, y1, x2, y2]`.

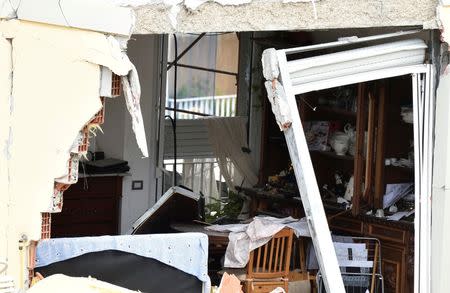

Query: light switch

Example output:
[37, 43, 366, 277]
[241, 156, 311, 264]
[132, 180, 143, 190]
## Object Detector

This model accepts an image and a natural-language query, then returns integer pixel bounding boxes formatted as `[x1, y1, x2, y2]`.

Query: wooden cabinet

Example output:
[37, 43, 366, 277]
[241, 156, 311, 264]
[330, 215, 414, 293]
[257, 54, 416, 293]
[382, 244, 406, 293]
[52, 175, 123, 237]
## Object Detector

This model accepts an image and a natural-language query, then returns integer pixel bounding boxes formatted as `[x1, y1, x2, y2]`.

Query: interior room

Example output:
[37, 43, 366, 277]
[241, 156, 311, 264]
[46, 28, 438, 293]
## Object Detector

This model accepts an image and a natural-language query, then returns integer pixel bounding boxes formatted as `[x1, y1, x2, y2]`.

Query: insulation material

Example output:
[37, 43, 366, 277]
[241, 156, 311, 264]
[0, 19, 139, 287]
[264, 80, 292, 131]
[122, 64, 149, 157]
[262, 48, 280, 81]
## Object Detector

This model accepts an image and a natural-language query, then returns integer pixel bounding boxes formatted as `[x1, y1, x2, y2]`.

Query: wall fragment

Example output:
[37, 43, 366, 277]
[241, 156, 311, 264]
[0, 19, 140, 288]
[0, 35, 12, 268]
[15, 0, 135, 36]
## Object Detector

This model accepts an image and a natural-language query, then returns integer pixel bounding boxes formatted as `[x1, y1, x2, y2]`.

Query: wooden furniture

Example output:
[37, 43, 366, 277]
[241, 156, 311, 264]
[328, 211, 414, 293]
[221, 228, 294, 292]
[170, 221, 230, 285]
[170, 222, 229, 253]
[236, 186, 304, 219]
[51, 175, 124, 237]
[258, 75, 415, 293]
[243, 228, 294, 292]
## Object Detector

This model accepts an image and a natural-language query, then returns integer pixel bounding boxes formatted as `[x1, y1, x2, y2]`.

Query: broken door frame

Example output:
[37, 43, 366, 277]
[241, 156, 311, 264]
[264, 40, 434, 292]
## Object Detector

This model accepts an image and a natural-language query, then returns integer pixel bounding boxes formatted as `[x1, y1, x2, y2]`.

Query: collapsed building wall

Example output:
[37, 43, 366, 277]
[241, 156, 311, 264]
[0, 18, 145, 288]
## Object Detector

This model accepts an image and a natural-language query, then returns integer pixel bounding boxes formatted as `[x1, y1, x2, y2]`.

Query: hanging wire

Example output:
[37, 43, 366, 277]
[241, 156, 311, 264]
[172, 34, 178, 186]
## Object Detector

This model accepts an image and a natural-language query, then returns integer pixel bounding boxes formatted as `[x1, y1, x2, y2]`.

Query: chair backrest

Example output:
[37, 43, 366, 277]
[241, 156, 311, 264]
[247, 228, 294, 279]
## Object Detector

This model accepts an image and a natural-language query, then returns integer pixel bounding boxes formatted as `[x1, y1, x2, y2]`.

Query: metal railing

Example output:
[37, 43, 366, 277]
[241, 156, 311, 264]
[166, 95, 236, 119]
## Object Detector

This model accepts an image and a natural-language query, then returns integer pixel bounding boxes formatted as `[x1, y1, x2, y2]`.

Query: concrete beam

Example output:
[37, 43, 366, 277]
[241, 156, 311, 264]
[127, 0, 438, 34]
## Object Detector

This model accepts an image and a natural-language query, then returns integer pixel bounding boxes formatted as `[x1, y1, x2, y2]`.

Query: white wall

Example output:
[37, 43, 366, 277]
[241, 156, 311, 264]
[431, 73, 450, 292]
[94, 34, 162, 233]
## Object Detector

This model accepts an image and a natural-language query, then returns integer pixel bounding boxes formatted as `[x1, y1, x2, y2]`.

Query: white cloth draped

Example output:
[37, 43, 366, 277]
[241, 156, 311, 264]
[182, 158, 220, 203]
[207, 216, 310, 268]
[203, 117, 258, 191]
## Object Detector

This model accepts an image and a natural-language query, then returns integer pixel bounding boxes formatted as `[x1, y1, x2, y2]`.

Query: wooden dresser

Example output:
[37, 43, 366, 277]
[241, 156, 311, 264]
[329, 213, 414, 293]
[52, 175, 124, 237]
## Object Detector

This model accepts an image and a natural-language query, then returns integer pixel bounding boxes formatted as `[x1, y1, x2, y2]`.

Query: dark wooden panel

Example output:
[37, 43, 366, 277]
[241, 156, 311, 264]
[367, 223, 406, 245]
[64, 176, 120, 198]
[352, 83, 367, 215]
[54, 197, 117, 224]
[374, 81, 387, 209]
[52, 222, 118, 237]
[329, 216, 363, 235]
[52, 176, 123, 237]
[381, 244, 406, 293]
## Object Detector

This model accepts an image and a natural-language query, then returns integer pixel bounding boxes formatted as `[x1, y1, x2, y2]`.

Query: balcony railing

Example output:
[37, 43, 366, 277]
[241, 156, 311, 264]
[162, 158, 233, 202]
[166, 95, 236, 119]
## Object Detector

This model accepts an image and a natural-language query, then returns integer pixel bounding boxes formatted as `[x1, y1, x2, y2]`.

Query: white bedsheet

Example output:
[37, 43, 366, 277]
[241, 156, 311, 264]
[207, 216, 310, 268]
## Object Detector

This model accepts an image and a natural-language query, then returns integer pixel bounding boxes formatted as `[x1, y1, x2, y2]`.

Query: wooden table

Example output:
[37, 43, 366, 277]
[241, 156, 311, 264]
[236, 186, 305, 218]
[170, 222, 229, 254]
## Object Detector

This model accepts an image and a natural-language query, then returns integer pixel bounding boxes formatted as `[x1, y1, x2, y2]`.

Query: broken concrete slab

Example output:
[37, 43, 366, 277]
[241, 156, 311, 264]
[122, 0, 439, 33]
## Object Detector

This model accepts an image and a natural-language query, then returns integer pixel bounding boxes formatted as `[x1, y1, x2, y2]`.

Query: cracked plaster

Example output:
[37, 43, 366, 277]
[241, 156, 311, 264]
[122, 0, 439, 34]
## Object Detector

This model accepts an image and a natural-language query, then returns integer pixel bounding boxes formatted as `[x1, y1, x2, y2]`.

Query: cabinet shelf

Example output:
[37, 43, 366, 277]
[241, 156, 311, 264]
[304, 105, 357, 121]
[311, 150, 354, 161]
[318, 106, 356, 117]
[386, 165, 414, 173]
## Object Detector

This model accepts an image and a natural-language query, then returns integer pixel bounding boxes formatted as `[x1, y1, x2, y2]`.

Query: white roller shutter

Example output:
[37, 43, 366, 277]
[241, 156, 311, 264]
[164, 119, 213, 159]
[286, 38, 427, 95]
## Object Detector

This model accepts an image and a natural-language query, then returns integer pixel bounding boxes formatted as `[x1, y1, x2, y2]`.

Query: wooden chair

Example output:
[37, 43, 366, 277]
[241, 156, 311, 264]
[289, 237, 317, 292]
[244, 228, 294, 292]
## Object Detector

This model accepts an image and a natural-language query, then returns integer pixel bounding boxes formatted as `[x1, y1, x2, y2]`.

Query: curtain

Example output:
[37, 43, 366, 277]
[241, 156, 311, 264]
[203, 117, 258, 191]
[182, 158, 220, 204]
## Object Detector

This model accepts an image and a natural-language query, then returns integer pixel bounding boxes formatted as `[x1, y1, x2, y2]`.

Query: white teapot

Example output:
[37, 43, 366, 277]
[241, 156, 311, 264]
[329, 131, 350, 156]
[329, 124, 355, 156]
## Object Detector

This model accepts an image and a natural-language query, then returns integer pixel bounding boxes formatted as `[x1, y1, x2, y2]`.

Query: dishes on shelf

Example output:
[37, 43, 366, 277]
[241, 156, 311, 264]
[329, 124, 355, 156]
[401, 106, 413, 124]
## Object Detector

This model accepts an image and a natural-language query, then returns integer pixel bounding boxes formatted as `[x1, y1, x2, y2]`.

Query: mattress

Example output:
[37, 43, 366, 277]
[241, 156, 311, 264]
[35, 233, 210, 293]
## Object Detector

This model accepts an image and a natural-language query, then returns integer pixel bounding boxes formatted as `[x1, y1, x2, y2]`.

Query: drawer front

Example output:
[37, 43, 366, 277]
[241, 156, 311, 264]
[64, 176, 121, 198]
[329, 216, 364, 235]
[53, 197, 118, 224]
[367, 223, 406, 244]
[52, 222, 118, 237]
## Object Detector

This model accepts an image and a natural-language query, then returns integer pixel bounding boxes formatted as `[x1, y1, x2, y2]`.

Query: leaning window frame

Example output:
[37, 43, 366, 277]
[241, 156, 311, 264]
[271, 35, 434, 293]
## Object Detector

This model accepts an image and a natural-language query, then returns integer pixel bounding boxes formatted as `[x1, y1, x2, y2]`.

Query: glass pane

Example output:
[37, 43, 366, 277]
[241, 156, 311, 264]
[166, 33, 238, 119]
